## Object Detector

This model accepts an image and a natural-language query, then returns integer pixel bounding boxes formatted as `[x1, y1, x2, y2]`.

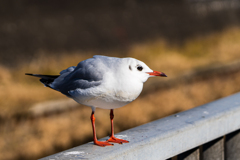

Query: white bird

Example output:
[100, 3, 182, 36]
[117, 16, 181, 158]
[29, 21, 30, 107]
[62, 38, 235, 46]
[26, 55, 167, 147]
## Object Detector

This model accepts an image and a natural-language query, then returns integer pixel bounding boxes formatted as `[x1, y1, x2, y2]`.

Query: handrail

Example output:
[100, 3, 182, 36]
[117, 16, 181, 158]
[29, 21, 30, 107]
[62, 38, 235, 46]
[39, 92, 240, 160]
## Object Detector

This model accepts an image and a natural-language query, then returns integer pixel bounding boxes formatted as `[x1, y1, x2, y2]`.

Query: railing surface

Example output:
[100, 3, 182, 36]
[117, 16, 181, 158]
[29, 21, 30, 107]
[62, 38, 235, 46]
[40, 92, 240, 160]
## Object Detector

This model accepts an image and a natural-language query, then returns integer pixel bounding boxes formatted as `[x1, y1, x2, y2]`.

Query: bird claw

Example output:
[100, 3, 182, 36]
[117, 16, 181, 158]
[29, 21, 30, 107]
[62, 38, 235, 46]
[107, 136, 129, 144]
[94, 140, 114, 147]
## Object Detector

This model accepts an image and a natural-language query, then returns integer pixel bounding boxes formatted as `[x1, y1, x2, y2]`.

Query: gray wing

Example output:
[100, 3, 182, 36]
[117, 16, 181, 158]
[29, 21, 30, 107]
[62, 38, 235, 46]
[51, 58, 104, 97]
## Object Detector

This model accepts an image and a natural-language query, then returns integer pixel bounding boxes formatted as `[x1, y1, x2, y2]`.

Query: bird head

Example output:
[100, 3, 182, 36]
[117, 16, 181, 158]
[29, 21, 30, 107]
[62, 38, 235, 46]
[126, 58, 167, 83]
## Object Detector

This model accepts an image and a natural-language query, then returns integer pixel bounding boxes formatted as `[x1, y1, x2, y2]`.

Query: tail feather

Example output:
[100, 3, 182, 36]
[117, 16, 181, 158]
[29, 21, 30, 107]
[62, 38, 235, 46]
[25, 73, 59, 88]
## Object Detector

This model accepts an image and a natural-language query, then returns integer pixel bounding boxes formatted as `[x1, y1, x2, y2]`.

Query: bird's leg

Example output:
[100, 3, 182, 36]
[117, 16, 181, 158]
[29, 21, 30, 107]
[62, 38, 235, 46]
[107, 109, 129, 144]
[91, 111, 113, 147]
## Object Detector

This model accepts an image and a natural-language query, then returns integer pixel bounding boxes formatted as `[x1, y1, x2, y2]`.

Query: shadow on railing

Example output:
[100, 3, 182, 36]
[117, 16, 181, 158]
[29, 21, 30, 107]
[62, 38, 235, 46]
[39, 92, 240, 160]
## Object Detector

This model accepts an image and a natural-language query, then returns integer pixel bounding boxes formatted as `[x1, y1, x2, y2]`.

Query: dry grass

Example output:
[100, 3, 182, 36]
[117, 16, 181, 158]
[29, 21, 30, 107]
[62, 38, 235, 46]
[2, 27, 240, 116]
[1, 27, 240, 159]
[1, 69, 240, 160]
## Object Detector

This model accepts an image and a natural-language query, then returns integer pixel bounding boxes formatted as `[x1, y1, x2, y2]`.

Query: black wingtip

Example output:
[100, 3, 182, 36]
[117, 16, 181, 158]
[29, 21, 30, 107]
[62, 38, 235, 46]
[25, 73, 33, 76]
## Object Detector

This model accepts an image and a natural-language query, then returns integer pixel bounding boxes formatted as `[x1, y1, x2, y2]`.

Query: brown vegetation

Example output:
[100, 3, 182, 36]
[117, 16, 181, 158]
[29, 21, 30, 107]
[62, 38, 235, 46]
[1, 27, 240, 159]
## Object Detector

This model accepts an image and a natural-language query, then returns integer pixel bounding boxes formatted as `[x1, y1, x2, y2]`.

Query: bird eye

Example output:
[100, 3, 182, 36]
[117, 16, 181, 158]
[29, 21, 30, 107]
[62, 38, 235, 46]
[137, 65, 143, 71]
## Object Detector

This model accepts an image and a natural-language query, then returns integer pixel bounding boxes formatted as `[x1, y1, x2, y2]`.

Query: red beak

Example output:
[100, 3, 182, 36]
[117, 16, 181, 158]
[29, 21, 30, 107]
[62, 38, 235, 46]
[147, 71, 167, 77]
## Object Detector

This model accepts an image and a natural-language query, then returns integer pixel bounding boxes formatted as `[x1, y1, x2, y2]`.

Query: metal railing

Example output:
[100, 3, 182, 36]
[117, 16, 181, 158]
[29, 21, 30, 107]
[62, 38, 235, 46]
[39, 92, 240, 160]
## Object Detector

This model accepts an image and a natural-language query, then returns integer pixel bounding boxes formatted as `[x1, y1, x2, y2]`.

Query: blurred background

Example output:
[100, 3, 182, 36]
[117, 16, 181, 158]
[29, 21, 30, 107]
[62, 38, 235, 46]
[1, 0, 240, 159]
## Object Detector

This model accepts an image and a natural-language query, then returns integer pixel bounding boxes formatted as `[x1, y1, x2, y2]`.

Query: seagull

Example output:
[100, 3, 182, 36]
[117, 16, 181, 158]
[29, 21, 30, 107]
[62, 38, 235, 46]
[26, 55, 167, 147]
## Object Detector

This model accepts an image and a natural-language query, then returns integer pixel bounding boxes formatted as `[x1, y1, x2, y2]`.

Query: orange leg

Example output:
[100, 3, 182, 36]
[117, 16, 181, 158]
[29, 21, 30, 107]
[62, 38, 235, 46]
[107, 109, 129, 144]
[91, 111, 113, 147]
